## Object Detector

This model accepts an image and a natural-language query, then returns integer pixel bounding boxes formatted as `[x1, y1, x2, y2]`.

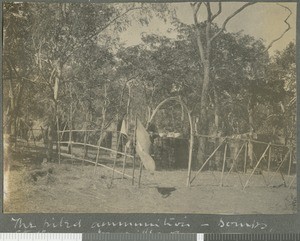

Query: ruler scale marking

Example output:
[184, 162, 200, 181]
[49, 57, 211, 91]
[1, 233, 300, 241]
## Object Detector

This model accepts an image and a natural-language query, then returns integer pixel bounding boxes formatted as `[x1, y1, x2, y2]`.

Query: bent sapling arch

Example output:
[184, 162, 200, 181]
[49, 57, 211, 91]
[146, 96, 194, 187]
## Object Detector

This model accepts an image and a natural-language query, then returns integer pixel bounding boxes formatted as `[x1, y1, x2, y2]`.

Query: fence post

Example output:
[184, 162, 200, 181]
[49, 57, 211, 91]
[57, 129, 61, 165]
[186, 111, 194, 187]
[138, 159, 143, 188]
[267, 145, 272, 175]
[244, 141, 247, 173]
[122, 145, 128, 179]
[94, 133, 102, 174]
[111, 131, 122, 186]
[220, 142, 228, 187]
[288, 146, 292, 176]
[190, 139, 225, 185]
[132, 116, 137, 185]
[243, 143, 270, 189]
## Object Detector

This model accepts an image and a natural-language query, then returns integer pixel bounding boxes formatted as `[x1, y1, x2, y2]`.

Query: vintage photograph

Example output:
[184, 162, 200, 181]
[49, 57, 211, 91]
[3, 2, 297, 214]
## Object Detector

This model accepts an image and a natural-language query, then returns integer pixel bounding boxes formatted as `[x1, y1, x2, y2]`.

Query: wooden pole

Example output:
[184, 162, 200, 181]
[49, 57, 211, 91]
[57, 126, 61, 165]
[220, 142, 228, 187]
[288, 147, 292, 176]
[244, 142, 247, 173]
[243, 143, 270, 190]
[225, 142, 245, 180]
[288, 175, 296, 189]
[60, 153, 134, 180]
[269, 149, 290, 182]
[111, 131, 122, 185]
[54, 106, 61, 164]
[82, 130, 87, 168]
[60, 123, 69, 142]
[138, 159, 143, 188]
[30, 127, 37, 147]
[132, 116, 137, 185]
[62, 141, 133, 158]
[190, 139, 225, 184]
[94, 133, 102, 174]
[122, 145, 128, 179]
[83, 129, 88, 159]
[186, 111, 194, 187]
[267, 145, 272, 175]
[70, 130, 73, 164]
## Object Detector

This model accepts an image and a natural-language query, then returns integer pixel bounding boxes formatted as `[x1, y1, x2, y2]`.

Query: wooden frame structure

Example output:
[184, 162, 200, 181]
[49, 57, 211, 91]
[56, 120, 141, 186]
[53, 121, 295, 190]
[188, 134, 295, 189]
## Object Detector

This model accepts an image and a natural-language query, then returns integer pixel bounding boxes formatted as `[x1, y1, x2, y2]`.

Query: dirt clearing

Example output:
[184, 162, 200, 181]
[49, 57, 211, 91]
[4, 145, 296, 214]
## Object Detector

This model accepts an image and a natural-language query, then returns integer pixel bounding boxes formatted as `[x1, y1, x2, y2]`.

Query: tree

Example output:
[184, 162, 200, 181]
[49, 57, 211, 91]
[3, 3, 35, 141]
[3, 2, 172, 160]
[188, 2, 292, 165]
[264, 42, 296, 144]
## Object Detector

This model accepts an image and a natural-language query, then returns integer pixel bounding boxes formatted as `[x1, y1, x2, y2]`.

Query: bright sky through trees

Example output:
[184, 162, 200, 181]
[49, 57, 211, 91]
[120, 2, 296, 55]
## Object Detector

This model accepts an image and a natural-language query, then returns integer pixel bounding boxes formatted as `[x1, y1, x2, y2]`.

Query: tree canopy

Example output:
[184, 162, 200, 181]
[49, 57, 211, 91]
[3, 2, 296, 163]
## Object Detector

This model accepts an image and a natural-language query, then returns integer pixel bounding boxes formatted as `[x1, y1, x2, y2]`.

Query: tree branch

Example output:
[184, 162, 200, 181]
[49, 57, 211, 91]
[206, 2, 212, 22]
[211, 2, 222, 22]
[205, 2, 212, 58]
[191, 2, 206, 63]
[63, 7, 143, 64]
[266, 4, 292, 51]
[210, 2, 257, 42]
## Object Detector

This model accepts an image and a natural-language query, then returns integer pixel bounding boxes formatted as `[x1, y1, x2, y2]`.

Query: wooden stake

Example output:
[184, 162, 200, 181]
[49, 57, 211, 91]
[269, 149, 290, 182]
[69, 130, 73, 164]
[132, 116, 137, 185]
[60, 141, 133, 158]
[138, 159, 143, 188]
[225, 143, 245, 181]
[94, 134, 102, 175]
[220, 142, 228, 187]
[186, 111, 194, 187]
[267, 145, 272, 175]
[122, 145, 128, 179]
[56, 116, 61, 165]
[243, 143, 270, 190]
[190, 139, 225, 184]
[111, 131, 122, 186]
[30, 127, 37, 147]
[83, 129, 88, 160]
[288, 175, 296, 189]
[244, 142, 247, 173]
[288, 147, 292, 176]
[60, 153, 134, 180]
[57, 131, 61, 165]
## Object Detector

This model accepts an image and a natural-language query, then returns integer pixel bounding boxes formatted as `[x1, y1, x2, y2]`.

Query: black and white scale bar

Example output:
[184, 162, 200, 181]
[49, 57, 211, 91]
[1, 233, 300, 241]
[82, 233, 200, 241]
[0, 233, 82, 241]
[0, 233, 199, 241]
[204, 233, 300, 241]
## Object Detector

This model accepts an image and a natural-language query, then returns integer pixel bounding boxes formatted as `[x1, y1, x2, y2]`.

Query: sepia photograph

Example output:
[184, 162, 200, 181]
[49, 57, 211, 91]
[3, 1, 297, 214]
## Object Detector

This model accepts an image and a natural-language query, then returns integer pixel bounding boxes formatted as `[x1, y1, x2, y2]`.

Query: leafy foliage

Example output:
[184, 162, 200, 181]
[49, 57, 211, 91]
[3, 2, 296, 155]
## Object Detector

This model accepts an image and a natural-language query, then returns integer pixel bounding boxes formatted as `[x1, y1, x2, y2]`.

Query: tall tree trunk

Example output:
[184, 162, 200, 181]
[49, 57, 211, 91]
[213, 87, 222, 170]
[46, 121, 55, 162]
[100, 84, 107, 147]
[6, 64, 25, 145]
[67, 99, 73, 154]
[83, 110, 89, 158]
[7, 64, 15, 138]
[49, 63, 61, 161]
[247, 97, 255, 168]
[197, 62, 210, 167]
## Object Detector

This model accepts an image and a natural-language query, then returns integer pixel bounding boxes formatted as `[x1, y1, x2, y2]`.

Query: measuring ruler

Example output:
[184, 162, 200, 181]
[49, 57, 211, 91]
[0, 233, 300, 241]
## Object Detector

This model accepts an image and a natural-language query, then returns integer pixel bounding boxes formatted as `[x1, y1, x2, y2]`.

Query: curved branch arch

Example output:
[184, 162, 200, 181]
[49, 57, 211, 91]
[147, 96, 194, 186]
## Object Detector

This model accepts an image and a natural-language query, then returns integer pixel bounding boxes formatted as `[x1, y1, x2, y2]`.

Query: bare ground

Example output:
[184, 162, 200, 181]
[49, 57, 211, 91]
[4, 144, 297, 214]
